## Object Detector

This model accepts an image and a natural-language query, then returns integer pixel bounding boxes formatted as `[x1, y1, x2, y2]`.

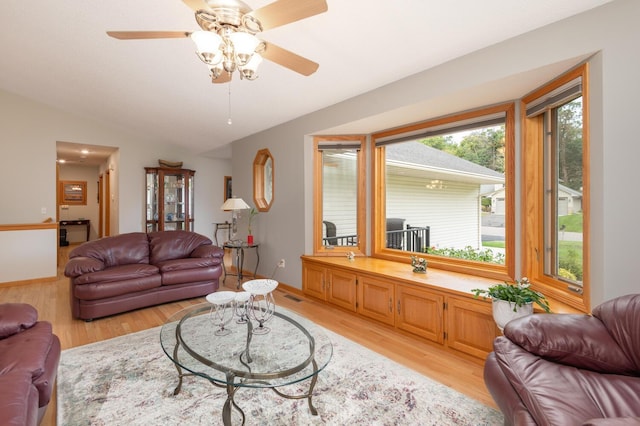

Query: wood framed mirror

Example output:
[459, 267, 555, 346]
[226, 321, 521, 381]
[253, 149, 274, 212]
[59, 180, 87, 205]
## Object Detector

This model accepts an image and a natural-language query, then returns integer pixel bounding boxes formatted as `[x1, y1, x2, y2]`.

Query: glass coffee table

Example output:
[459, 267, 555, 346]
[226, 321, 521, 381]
[160, 303, 333, 425]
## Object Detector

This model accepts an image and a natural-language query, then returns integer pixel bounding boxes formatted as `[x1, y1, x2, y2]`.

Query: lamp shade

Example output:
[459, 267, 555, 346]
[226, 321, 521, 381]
[221, 197, 250, 211]
[191, 30, 223, 65]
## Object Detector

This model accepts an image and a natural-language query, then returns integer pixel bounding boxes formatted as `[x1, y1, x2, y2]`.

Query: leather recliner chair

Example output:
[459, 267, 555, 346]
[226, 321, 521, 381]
[484, 293, 640, 425]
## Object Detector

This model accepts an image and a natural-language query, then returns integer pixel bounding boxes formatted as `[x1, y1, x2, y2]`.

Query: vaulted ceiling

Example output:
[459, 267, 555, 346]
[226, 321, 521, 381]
[0, 0, 612, 161]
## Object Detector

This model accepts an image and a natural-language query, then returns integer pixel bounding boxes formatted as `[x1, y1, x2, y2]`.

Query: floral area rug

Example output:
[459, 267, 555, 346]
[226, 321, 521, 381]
[57, 308, 503, 425]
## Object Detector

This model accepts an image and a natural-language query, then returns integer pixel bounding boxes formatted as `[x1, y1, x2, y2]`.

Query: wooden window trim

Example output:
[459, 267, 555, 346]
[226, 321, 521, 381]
[521, 63, 590, 313]
[371, 103, 516, 281]
[313, 135, 366, 256]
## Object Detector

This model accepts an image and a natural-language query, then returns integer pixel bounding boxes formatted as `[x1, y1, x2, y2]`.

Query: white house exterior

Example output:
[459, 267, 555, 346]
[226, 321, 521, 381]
[485, 184, 582, 216]
[323, 142, 505, 251]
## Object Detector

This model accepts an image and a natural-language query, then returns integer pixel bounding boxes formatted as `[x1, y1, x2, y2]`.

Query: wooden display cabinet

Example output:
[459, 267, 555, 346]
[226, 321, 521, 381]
[145, 167, 195, 232]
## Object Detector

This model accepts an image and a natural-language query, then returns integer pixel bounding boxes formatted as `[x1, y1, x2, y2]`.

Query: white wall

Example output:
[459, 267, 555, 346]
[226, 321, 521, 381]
[0, 89, 232, 234]
[0, 228, 57, 282]
[230, 0, 639, 306]
[0, 89, 232, 283]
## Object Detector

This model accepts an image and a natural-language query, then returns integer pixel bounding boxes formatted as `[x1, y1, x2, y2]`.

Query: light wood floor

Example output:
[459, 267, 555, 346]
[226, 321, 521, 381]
[0, 246, 496, 426]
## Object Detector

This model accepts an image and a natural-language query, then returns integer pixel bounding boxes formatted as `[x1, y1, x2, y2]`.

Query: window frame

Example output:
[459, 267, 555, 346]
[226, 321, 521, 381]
[313, 135, 366, 256]
[371, 103, 515, 280]
[522, 64, 590, 312]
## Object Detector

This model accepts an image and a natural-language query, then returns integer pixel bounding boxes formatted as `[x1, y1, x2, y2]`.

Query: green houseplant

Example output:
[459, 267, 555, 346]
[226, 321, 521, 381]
[246, 207, 259, 244]
[472, 278, 551, 330]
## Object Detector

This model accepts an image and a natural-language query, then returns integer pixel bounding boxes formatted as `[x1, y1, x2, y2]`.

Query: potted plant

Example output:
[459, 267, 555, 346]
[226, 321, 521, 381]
[247, 207, 258, 244]
[472, 277, 551, 331]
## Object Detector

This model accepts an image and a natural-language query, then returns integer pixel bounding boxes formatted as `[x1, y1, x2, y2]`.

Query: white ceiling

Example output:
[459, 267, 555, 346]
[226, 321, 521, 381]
[0, 0, 612, 162]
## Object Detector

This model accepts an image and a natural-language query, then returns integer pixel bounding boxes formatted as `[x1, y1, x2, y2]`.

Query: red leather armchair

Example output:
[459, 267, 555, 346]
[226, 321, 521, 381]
[484, 294, 640, 425]
[0, 303, 60, 425]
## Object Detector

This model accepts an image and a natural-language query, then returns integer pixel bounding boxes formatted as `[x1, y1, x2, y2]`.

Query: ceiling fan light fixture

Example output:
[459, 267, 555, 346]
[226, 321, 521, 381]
[239, 53, 262, 80]
[228, 31, 260, 66]
[191, 30, 223, 65]
[209, 64, 224, 79]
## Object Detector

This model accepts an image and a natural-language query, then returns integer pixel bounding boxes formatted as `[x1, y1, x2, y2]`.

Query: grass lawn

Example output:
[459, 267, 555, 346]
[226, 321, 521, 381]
[483, 241, 505, 248]
[559, 213, 583, 232]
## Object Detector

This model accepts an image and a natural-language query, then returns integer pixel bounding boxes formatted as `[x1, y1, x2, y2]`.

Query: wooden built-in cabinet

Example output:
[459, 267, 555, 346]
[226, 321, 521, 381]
[301, 256, 499, 359]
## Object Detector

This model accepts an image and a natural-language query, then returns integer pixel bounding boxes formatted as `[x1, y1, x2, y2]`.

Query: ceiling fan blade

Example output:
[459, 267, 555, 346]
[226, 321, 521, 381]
[182, 0, 207, 12]
[212, 71, 233, 84]
[250, 0, 328, 31]
[107, 31, 191, 40]
[262, 41, 319, 76]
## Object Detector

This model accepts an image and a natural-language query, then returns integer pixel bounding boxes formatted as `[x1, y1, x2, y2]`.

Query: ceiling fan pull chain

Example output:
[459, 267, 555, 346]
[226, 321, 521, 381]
[227, 80, 232, 125]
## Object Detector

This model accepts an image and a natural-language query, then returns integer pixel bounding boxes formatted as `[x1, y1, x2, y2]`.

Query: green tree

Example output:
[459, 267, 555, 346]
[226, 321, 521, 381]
[419, 135, 456, 153]
[454, 127, 505, 173]
[419, 126, 505, 173]
[557, 97, 583, 191]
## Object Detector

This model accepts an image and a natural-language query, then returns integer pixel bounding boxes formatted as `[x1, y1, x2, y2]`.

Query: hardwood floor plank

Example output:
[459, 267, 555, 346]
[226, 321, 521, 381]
[0, 246, 497, 426]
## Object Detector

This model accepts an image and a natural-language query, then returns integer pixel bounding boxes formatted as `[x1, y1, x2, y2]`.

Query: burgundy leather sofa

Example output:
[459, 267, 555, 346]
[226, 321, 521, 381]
[65, 231, 224, 320]
[0, 303, 60, 426]
[484, 293, 640, 425]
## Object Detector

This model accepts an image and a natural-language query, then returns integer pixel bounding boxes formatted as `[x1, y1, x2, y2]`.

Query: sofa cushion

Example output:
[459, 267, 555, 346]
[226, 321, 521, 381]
[148, 231, 213, 264]
[69, 233, 150, 267]
[156, 257, 221, 273]
[74, 271, 162, 301]
[0, 303, 37, 339]
[504, 314, 636, 375]
[493, 337, 640, 425]
[0, 322, 53, 380]
[161, 266, 220, 286]
[72, 263, 159, 286]
[0, 371, 39, 426]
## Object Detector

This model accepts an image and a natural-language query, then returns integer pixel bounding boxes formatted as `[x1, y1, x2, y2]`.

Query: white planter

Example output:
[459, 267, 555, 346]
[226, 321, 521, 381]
[492, 299, 533, 331]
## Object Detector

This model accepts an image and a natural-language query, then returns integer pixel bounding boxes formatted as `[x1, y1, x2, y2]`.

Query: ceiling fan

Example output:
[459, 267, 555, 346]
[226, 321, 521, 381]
[107, 0, 328, 83]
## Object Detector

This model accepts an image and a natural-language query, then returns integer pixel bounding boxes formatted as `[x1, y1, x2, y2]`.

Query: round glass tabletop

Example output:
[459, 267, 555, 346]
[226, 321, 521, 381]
[160, 302, 333, 388]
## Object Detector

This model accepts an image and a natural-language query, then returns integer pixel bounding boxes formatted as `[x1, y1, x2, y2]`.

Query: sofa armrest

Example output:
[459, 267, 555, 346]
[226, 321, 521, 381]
[0, 303, 38, 339]
[190, 245, 224, 259]
[64, 256, 105, 278]
[504, 313, 636, 375]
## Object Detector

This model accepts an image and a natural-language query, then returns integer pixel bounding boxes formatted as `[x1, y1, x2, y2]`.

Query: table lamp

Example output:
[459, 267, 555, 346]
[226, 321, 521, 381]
[221, 196, 250, 243]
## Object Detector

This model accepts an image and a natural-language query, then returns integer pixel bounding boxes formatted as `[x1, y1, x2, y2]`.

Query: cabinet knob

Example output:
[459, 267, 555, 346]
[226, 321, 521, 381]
[389, 298, 392, 313]
[397, 300, 401, 314]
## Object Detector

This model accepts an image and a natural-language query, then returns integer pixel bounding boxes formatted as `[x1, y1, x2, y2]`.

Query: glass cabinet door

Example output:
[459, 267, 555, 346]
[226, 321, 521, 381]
[145, 167, 195, 232]
[146, 171, 159, 232]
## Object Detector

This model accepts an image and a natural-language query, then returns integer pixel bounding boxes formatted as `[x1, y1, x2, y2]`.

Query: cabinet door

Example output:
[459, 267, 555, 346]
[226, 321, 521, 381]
[357, 276, 394, 326]
[302, 263, 326, 301]
[446, 296, 498, 359]
[396, 285, 444, 344]
[327, 269, 357, 312]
